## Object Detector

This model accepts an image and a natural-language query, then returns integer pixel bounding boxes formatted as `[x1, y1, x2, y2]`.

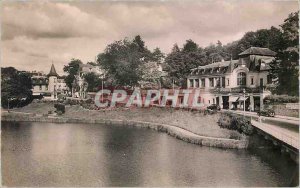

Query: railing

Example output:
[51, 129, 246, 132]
[251, 119, 299, 149]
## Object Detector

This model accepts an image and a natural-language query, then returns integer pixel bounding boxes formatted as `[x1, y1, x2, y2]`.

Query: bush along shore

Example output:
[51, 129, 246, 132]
[2, 101, 249, 149]
[218, 111, 255, 136]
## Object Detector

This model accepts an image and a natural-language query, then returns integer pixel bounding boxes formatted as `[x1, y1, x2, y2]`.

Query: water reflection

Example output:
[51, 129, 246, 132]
[1, 121, 298, 187]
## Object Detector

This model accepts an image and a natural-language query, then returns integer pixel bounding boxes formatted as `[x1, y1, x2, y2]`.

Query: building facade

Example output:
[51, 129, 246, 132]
[187, 47, 276, 111]
[31, 64, 68, 100]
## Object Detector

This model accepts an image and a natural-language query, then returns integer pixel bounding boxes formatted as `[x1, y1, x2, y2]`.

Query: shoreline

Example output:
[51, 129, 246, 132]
[2, 112, 248, 149]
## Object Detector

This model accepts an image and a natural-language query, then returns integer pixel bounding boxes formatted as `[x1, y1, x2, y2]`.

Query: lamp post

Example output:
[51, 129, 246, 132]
[7, 98, 10, 113]
[172, 79, 175, 90]
[101, 73, 106, 102]
[243, 88, 246, 119]
[101, 79, 104, 102]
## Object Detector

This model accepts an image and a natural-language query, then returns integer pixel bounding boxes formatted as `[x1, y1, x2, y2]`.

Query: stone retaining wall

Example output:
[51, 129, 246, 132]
[2, 113, 248, 149]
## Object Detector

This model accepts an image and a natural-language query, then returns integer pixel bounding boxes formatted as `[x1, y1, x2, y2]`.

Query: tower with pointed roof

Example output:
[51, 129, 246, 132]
[48, 63, 58, 99]
[48, 63, 59, 77]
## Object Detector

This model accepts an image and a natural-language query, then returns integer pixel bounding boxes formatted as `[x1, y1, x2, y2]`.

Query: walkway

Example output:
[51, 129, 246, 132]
[251, 119, 299, 149]
[226, 110, 299, 149]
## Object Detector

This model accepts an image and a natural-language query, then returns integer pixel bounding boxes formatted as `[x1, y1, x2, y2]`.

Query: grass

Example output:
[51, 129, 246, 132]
[10, 101, 244, 139]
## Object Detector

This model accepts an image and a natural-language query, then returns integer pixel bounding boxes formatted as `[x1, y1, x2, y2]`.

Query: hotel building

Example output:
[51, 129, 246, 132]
[31, 64, 68, 100]
[187, 47, 276, 111]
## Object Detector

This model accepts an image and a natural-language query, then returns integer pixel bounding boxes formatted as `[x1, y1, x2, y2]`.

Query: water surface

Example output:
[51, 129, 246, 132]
[1, 121, 298, 187]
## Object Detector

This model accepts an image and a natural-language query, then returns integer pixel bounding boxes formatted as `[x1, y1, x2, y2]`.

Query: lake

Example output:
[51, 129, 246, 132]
[1, 121, 298, 187]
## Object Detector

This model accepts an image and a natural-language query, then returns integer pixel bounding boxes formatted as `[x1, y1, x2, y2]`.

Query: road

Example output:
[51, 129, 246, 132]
[225, 110, 299, 149]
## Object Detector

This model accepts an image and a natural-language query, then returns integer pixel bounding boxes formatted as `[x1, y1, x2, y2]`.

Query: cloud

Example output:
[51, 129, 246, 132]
[2, 1, 112, 40]
[1, 0, 298, 74]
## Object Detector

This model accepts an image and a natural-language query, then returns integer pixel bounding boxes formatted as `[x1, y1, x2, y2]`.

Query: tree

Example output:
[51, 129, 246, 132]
[164, 40, 207, 87]
[182, 39, 198, 52]
[151, 47, 165, 63]
[83, 72, 101, 92]
[270, 12, 299, 96]
[138, 61, 163, 89]
[97, 36, 156, 87]
[63, 59, 82, 89]
[1, 67, 32, 108]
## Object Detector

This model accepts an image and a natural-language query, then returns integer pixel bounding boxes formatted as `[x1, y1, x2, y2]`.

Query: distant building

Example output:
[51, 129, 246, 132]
[72, 63, 103, 99]
[187, 47, 276, 111]
[31, 64, 68, 100]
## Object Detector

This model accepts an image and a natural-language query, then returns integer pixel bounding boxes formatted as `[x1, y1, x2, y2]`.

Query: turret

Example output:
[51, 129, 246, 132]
[48, 64, 58, 99]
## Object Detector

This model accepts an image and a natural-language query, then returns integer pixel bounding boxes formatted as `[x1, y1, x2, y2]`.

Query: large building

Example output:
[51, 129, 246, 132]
[187, 47, 276, 111]
[31, 64, 68, 100]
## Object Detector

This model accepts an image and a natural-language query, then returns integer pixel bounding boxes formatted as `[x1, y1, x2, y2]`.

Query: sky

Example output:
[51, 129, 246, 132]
[1, 0, 299, 75]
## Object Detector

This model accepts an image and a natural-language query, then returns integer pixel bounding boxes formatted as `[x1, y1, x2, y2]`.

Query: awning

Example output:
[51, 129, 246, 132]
[229, 96, 239, 102]
[238, 96, 249, 101]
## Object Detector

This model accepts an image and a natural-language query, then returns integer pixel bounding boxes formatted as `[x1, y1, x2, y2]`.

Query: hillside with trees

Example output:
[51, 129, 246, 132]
[62, 11, 298, 95]
[164, 12, 298, 95]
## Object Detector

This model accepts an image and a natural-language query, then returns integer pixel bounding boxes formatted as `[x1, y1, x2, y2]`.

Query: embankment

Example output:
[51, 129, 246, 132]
[2, 112, 248, 149]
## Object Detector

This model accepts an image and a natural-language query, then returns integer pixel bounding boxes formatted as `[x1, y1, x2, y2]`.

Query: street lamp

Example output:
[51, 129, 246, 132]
[7, 98, 10, 113]
[243, 88, 246, 118]
[101, 73, 106, 102]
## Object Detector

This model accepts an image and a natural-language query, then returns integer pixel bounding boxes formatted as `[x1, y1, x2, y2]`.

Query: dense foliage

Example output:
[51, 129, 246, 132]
[97, 35, 164, 87]
[264, 94, 299, 104]
[83, 72, 102, 92]
[63, 59, 82, 90]
[54, 103, 65, 114]
[218, 112, 254, 136]
[270, 12, 299, 96]
[1, 67, 33, 109]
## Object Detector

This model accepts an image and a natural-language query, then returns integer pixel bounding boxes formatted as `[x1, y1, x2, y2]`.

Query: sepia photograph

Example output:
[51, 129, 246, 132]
[1, 0, 299, 187]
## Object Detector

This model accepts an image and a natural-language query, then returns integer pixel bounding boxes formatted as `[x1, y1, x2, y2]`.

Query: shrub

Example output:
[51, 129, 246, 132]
[54, 103, 65, 114]
[264, 95, 299, 104]
[218, 112, 254, 135]
[56, 111, 63, 116]
[85, 98, 93, 104]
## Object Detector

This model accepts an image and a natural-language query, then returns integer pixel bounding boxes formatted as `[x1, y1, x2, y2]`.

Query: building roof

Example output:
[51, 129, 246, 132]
[32, 77, 49, 85]
[196, 60, 238, 69]
[238, 47, 276, 57]
[48, 64, 58, 77]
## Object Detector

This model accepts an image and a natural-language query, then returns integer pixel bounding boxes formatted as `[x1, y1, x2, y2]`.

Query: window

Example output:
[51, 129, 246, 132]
[251, 77, 254, 85]
[216, 78, 220, 87]
[260, 78, 264, 87]
[237, 72, 246, 86]
[195, 79, 199, 88]
[39, 85, 42, 90]
[227, 79, 230, 86]
[222, 77, 225, 88]
[209, 78, 214, 87]
[189, 79, 194, 88]
[213, 98, 215, 104]
[201, 79, 205, 87]
[46, 85, 48, 90]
